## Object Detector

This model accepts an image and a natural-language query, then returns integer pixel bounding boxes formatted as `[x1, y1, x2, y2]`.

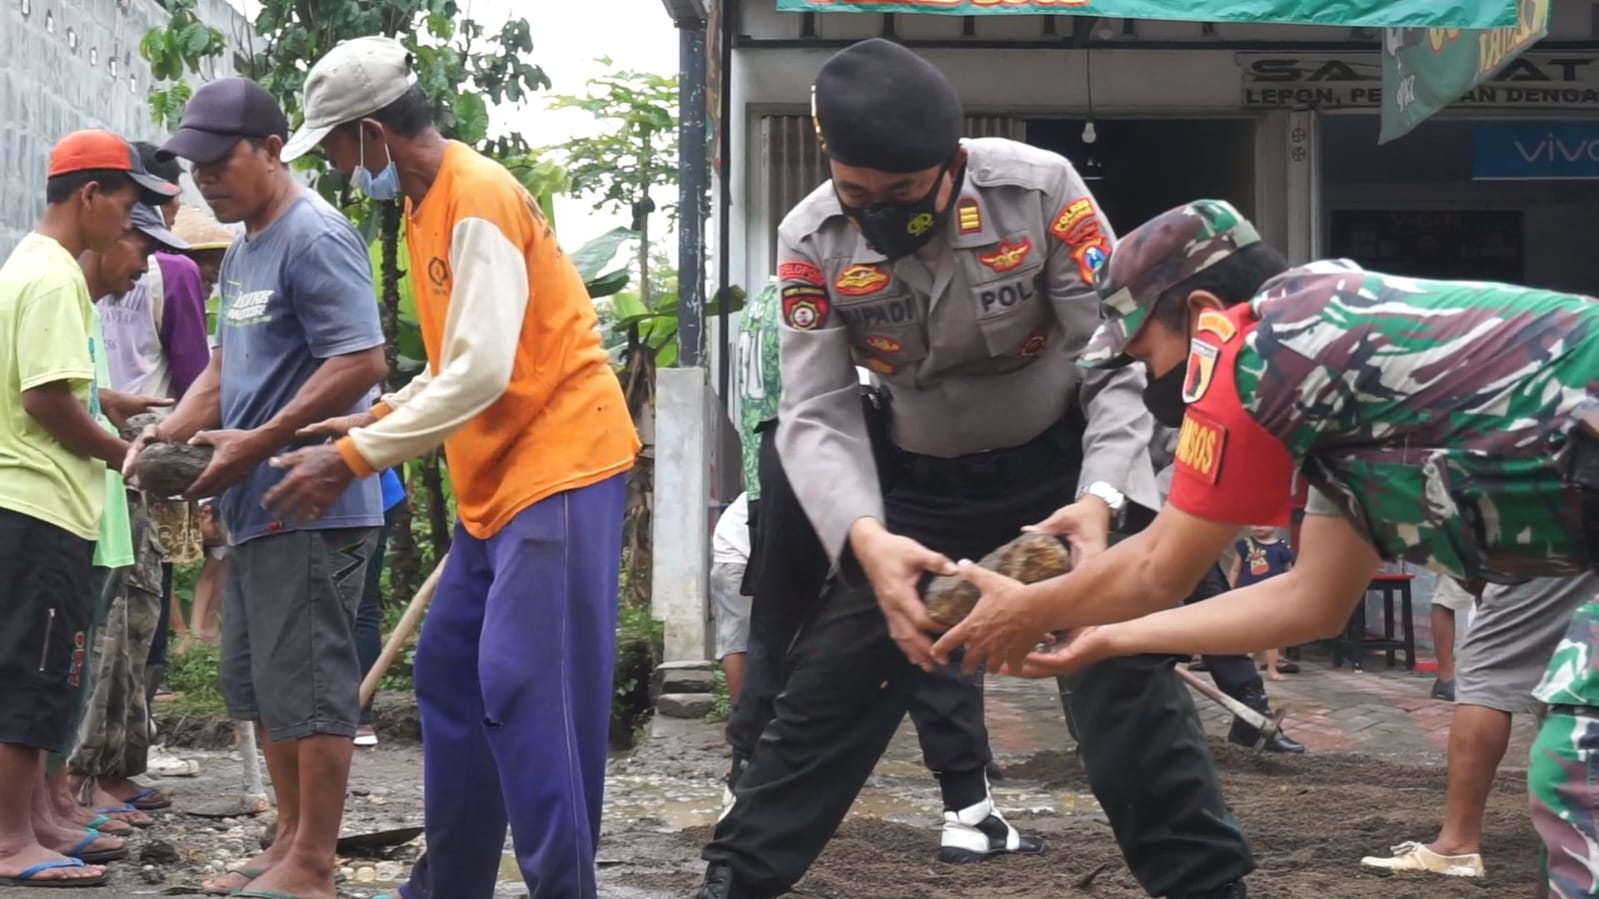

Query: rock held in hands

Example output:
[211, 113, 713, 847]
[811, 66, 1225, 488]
[922, 533, 1073, 628]
[135, 442, 215, 498]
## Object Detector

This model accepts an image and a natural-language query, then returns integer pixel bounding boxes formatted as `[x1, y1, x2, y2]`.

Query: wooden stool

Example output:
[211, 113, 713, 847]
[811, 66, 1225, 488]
[1332, 574, 1416, 672]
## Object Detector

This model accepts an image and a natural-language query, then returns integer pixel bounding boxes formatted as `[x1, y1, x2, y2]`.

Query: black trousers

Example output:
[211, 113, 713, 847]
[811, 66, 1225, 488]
[725, 423, 986, 778]
[706, 418, 1255, 898]
[1188, 564, 1273, 715]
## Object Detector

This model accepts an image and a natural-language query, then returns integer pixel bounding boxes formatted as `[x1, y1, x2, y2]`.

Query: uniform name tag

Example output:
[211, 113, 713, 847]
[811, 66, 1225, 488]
[1175, 411, 1227, 486]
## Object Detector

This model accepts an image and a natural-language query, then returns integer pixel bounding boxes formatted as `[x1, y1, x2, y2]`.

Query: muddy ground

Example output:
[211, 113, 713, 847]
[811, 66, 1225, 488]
[604, 742, 1540, 899]
[20, 697, 1538, 898]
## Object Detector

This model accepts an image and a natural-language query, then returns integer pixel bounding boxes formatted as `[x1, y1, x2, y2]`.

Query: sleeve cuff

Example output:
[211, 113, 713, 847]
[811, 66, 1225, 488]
[370, 401, 392, 420]
[336, 436, 377, 479]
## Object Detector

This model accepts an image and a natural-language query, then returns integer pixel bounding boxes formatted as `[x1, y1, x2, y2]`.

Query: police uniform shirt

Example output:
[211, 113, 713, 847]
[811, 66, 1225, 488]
[774, 137, 1159, 559]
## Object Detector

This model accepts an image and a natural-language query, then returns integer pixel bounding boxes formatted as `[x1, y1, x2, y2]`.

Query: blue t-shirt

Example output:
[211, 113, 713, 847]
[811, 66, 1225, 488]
[379, 468, 405, 512]
[1234, 537, 1294, 587]
[213, 193, 385, 545]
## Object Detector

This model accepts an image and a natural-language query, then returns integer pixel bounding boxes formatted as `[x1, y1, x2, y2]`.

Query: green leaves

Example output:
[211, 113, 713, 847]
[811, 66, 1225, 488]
[572, 227, 638, 283]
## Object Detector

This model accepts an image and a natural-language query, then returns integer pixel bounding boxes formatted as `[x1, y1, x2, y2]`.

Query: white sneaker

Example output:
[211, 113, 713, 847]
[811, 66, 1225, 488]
[354, 726, 379, 748]
[936, 795, 1045, 864]
[147, 745, 199, 778]
[1359, 841, 1485, 877]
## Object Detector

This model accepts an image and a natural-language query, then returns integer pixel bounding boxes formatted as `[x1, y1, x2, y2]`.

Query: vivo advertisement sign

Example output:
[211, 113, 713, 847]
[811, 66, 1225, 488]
[1473, 122, 1599, 180]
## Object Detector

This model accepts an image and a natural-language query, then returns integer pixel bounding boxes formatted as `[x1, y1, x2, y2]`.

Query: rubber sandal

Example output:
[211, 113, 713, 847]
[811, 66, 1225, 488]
[197, 866, 264, 895]
[125, 786, 173, 810]
[0, 858, 109, 887]
[94, 802, 156, 828]
[66, 828, 128, 865]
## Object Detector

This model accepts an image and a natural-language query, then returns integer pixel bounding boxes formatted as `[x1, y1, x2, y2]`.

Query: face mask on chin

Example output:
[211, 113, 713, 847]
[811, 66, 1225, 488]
[838, 162, 957, 261]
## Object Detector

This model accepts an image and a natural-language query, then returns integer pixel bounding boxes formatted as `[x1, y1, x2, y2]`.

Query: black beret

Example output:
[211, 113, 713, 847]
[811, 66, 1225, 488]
[812, 39, 962, 174]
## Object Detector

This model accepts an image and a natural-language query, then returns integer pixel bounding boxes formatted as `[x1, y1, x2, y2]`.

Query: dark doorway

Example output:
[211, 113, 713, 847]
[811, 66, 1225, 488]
[1026, 118, 1257, 236]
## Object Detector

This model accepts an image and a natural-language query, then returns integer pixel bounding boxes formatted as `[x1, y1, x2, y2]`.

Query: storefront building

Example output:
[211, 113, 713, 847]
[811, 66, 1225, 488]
[713, 0, 1599, 311]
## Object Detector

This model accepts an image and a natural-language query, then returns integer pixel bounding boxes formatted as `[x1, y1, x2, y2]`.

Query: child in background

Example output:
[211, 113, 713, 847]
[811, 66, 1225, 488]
[1228, 526, 1298, 680]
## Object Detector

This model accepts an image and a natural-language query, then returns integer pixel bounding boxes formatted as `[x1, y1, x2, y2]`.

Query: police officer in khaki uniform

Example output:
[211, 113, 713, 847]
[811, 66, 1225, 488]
[698, 39, 1253, 899]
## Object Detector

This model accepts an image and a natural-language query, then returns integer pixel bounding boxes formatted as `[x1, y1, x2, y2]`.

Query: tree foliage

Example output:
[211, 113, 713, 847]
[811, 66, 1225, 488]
[139, 0, 554, 599]
[546, 58, 680, 225]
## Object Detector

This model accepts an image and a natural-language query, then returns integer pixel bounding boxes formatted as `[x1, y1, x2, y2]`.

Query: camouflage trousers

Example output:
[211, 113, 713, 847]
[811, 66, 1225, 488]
[67, 494, 164, 780]
[1531, 710, 1599, 898]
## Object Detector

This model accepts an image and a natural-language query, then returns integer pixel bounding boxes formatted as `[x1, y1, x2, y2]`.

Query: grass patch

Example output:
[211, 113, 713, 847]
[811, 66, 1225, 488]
[163, 641, 227, 717]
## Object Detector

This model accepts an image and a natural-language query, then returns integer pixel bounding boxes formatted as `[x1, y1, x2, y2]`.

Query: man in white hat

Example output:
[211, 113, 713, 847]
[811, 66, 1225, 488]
[270, 36, 639, 899]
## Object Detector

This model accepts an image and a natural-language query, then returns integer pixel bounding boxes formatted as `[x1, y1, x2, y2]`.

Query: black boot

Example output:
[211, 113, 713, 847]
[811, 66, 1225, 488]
[1226, 714, 1306, 753]
[698, 861, 775, 899]
[1177, 879, 1248, 898]
[1226, 687, 1306, 754]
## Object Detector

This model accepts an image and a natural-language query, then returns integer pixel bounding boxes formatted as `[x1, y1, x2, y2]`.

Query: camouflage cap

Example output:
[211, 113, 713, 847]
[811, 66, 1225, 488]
[1078, 199, 1261, 369]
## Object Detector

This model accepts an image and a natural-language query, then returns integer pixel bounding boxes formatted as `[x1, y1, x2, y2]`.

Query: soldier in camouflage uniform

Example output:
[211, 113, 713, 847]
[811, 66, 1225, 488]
[933, 198, 1599, 897]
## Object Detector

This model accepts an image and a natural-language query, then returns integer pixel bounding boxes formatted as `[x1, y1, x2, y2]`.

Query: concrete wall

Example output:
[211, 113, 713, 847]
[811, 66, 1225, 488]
[0, 0, 246, 255]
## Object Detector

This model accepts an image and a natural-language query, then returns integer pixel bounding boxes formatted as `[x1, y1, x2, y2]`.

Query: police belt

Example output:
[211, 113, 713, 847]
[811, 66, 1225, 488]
[887, 408, 1086, 494]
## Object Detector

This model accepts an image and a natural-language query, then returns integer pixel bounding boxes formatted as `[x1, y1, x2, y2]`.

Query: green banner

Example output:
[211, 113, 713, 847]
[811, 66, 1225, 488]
[1379, 0, 1550, 143]
[775, 0, 1519, 28]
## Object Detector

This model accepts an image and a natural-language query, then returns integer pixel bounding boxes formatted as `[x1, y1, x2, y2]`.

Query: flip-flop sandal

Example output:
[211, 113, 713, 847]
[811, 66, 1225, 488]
[95, 802, 156, 828]
[196, 866, 264, 896]
[0, 858, 109, 888]
[86, 814, 133, 835]
[126, 786, 174, 810]
[65, 828, 129, 865]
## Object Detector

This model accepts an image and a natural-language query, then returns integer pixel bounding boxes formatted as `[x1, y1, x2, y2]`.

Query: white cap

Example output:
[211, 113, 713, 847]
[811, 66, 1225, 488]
[281, 35, 418, 163]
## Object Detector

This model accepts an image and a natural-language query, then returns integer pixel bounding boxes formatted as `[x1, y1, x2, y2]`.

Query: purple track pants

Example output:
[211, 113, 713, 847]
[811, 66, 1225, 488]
[398, 474, 626, 899]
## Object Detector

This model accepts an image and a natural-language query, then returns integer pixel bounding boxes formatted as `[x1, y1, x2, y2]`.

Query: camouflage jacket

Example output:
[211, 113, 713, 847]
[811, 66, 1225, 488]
[736, 278, 782, 502]
[1163, 259, 1599, 704]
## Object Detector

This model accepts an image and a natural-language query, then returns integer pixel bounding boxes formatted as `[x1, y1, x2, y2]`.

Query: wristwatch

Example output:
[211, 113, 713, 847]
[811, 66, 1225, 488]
[1080, 481, 1128, 530]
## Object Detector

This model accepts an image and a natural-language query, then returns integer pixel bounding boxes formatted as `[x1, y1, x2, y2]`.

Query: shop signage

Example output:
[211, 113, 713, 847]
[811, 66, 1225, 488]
[1239, 52, 1598, 113]
[775, 0, 1520, 28]
[1473, 122, 1599, 180]
[1379, 0, 1551, 143]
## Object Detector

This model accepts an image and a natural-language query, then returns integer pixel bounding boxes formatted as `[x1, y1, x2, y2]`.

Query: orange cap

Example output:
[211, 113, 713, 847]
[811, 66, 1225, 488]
[48, 130, 179, 202]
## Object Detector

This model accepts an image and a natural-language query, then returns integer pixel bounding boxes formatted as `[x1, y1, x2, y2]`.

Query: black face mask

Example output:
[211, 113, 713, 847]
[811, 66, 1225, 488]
[839, 163, 955, 261]
[1143, 359, 1189, 429]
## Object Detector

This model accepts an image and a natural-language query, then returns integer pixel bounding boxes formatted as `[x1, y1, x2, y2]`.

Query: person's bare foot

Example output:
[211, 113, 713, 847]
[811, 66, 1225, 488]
[1267, 670, 1285, 682]
[0, 842, 106, 884]
[47, 777, 132, 836]
[86, 784, 153, 826]
[99, 775, 170, 808]
[231, 852, 337, 899]
[201, 843, 290, 894]
[33, 805, 126, 860]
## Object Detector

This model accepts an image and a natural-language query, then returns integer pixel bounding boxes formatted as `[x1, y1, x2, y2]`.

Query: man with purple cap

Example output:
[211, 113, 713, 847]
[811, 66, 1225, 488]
[127, 77, 388, 899]
[931, 198, 1599, 898]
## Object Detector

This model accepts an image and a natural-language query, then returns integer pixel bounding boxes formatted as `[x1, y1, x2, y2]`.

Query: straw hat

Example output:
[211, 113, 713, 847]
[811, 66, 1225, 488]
[171, 203, 239, 251]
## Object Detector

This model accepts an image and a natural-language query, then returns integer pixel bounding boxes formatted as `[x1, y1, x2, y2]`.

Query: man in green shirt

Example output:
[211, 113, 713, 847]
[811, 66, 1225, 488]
[61, 202, 190, 833]
[0, 130, 176, 887]
[933, 198, 1599, 897]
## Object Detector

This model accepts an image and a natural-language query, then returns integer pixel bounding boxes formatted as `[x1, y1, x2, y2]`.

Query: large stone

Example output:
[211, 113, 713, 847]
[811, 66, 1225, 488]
[654, 665, 717, 697]
[657, 693, 715, 719]
[134, 441, 214, 497]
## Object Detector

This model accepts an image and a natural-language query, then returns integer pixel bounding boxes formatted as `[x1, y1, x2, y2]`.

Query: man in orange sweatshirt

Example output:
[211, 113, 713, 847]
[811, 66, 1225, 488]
[266, 36, 640, 899]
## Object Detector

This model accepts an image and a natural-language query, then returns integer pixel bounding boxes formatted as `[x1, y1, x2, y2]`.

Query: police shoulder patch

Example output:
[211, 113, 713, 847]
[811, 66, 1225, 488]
[782, 285, 830, 331]
[778, 260, 824, 286]
[1174, 409, 1228, 486]
[1182, 340, 1221, 403]
[1049, 197, 1099, 244]
[1195, 309, 1238, 342]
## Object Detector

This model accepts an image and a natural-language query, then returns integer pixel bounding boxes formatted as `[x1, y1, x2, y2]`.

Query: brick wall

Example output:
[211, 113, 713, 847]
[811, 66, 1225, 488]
[0, 0, 245, 256]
